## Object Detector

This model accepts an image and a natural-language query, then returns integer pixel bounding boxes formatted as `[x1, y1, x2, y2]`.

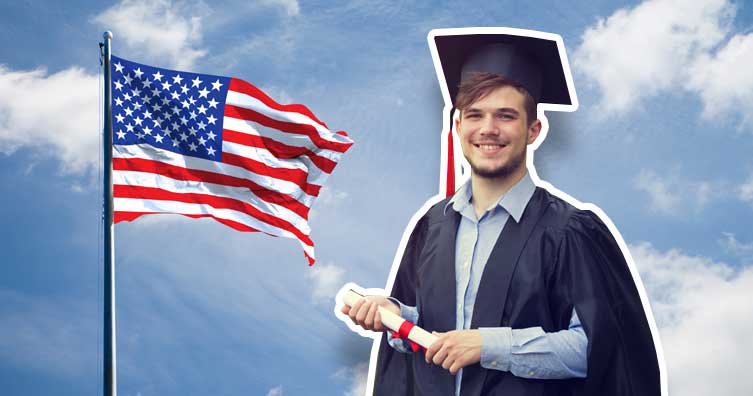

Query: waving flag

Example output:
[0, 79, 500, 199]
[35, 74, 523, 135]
[109, 56, 353, 264]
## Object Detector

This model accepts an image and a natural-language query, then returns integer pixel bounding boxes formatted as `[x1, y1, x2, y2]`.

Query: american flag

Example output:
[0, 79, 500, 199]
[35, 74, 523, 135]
[109, 56, 353, 265]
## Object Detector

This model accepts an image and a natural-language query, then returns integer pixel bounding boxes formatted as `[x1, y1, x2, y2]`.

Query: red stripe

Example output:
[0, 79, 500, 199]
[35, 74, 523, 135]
[222, 152, 321, 197]
[113, 184, 314, 246]
[229, 78, 329, 129]
[224, 104, 353, 153]
[112, 157, 310, 219]
[223, 129, 337, 173]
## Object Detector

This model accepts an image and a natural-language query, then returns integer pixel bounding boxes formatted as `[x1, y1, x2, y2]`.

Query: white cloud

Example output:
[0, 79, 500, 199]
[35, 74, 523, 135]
[631, 242, 753, 395]
[688, 32, 753, 123]
[261, 0, 300, 16]
[633, 169, 715, 215]
[333, 362, 368, 396]
[0, 65, 99, 174]
[93, 0, 208, 70]
[575, 0, 733, 113]
[719, 233, 753, 264]
[306, 262, 345, 304]
[738, 173, 753, 204]
[266, 384, 283, 396]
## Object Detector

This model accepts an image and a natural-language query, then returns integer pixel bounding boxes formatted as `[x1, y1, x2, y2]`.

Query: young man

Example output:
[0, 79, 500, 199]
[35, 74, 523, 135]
[342, 30, 661, 396]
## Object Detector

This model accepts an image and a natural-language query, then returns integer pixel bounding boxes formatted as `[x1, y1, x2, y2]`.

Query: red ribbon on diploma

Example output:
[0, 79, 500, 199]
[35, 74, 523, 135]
[391, 320, 423, 352]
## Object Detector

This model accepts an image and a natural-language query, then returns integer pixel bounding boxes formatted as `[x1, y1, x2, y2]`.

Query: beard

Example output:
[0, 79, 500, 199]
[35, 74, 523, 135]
[468, 147, 526, 179]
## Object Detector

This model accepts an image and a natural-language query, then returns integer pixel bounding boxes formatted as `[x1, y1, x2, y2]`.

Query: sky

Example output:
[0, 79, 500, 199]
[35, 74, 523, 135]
[1, 0, 753, 395]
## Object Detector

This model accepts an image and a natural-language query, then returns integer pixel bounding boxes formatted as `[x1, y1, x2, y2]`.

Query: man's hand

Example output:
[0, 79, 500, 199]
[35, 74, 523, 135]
[424, 329, 482, 375]
[341, 296, 400, 332]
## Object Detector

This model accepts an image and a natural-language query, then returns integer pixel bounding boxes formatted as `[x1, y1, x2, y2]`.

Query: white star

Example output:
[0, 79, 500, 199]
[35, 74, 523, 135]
[188, 126, 197, 136]
[206, 131, 217, 141]
[153, 71, 163, 81]
[114, 62, 124, 73]
[163, 126, 172, 136]
[198, 136, 207, 146]
[161, 97, 171, 106]
[182, 99, 190, 109]
[154, 134, 164, 143]
[151, 88, 160, 97]
[188, 96, 196, 105]
[207, 98, 218, 108]
[153, 116, 163, 126]
[197, 104, 207, 114]
[198, 87, 210, 98]
[206, 146, 216, 156]
[151, 102, 162, 112]
[132, 102, 142, 110]
[180, 84, 189, 94]
[188, 142, 198, 151]
[114, 97, 124, 107]
[143, 126, 152, 135]
[172, 138, 180, 147]
[189, 111, 197, 120]
[172, 74, 184, 84]
[123, 92, 132, 101]
[179, 132, 188, 141]
[142, 78, 152, 88]
[171, 91, 181, 100]
[123, 74, 133, 85]
[114, 81, 123, 91]
[172, 106, 181, 115]
[131, 88, 142, 97]
[115, 113, 125, 123]
[116, 130, 126, 140]
[136, 131, 145, 139]
[143, 110, 152, 119]
[211, 79, 223, 91]
[191, 76, 202, 88]
[180, 116, 189, 125]
[172, 121, 180, 130]
[133, 67, 144, 78]
[161, 81, 172, 91]
[197, 120, 207, 130]
[207, 115, 217, 125]
[134, 116, 143, 126]
[125, 123, 134, 132]
[124, 107, 134, 117]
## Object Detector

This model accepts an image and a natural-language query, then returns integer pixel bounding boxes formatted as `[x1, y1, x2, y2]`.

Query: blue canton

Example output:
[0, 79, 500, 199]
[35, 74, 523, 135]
[110, 56, 230, 161]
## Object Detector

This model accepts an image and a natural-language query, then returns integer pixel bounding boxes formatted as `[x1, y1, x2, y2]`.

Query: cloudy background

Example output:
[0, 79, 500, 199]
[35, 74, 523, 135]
[1, 0, 752, 395]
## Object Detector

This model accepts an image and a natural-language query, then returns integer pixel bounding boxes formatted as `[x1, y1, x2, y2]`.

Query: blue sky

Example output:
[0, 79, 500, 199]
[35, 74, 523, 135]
[1, 0, 753, 395]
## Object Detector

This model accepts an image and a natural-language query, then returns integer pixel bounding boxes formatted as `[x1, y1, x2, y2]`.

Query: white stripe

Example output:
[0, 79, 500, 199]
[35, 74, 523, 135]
[113, 144, 317, 207]
[222, 116, 343, 162]
[222, 141, 331, 187]
[114, 198, 313, 254]
[226, 90, 352, 145]
[112, 170, 310, 234]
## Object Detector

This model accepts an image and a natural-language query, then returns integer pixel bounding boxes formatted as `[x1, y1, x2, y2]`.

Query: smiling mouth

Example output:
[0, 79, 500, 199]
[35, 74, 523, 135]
[474, 143, 506, 152]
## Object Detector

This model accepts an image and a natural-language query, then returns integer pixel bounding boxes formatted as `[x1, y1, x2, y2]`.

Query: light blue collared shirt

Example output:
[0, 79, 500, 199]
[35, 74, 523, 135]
[388, 173, 587, 395]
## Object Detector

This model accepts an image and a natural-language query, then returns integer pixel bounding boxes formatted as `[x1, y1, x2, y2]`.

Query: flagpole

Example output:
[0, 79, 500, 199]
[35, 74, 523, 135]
[101, 30, 117, 396]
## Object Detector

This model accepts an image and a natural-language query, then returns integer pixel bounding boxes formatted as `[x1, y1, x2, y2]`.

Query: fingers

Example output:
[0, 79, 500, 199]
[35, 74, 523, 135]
[346, 298, 382, 331]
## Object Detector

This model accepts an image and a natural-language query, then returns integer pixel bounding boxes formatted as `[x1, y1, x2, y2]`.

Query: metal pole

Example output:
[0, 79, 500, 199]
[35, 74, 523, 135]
[101, 30, 117, 396]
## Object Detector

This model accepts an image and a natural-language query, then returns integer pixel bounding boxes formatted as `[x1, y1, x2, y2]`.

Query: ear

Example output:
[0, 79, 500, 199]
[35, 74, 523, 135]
[454, 114, 461, 135]
[527, 119, 542, 145]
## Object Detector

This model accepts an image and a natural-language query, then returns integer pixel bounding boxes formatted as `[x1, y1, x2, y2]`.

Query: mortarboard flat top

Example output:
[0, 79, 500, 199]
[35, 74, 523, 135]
[433, 32, 572, 106]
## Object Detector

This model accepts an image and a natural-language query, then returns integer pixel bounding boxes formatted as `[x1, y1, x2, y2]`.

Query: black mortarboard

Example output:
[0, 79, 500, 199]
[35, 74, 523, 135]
[432, 32, 573, 106]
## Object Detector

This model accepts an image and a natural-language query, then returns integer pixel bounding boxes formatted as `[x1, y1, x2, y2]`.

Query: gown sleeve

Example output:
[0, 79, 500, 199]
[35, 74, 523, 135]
[548, 210, 660, 396]
[372, 213, 429, 396]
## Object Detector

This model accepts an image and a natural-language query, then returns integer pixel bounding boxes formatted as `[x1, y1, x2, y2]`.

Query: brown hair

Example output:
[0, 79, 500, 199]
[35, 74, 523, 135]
[455, 72, 537, 126]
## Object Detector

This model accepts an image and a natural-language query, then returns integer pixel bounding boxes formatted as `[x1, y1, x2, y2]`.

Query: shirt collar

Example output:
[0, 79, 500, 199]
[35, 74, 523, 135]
[444, 172, 536, 223]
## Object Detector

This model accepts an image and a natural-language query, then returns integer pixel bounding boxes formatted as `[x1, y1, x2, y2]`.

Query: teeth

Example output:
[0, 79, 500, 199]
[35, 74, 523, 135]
[480, 144, 501, 150]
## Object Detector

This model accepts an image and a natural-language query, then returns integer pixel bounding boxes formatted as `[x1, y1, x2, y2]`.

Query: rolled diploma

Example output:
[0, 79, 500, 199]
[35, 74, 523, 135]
[342, 289, 437, 350]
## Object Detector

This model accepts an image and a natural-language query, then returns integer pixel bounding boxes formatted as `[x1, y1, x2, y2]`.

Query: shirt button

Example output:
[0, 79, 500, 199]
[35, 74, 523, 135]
[490, 361, 497, 367]
[529, 371, 535, 376]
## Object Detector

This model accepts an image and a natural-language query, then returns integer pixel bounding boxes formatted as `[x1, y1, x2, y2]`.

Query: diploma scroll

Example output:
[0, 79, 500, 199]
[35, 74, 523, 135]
[342, 289, 438, 350]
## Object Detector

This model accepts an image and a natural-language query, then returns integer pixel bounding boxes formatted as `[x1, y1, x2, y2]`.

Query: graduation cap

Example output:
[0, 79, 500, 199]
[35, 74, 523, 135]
[432, 31, 574, 106]
[427, 28, 578, 196]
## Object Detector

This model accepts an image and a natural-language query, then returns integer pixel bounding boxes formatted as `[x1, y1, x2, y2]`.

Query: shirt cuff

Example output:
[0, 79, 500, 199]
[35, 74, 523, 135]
[479, 327, 512, 372]
[386, 297, 419, 324]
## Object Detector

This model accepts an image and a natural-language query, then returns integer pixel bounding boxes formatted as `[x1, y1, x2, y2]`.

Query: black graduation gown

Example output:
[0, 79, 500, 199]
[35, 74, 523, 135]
[372, 187, 660, 396]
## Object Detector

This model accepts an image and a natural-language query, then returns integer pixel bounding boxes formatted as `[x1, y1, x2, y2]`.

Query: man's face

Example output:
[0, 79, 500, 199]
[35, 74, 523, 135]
[455, 86, 541, 180]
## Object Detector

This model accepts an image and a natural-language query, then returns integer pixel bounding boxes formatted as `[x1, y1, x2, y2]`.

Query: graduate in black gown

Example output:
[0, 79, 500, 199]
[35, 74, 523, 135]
[344, 30, 662, 396]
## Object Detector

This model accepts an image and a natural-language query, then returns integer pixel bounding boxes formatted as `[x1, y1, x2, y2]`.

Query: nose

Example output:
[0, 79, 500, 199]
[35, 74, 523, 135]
[479, 114, 499, 136]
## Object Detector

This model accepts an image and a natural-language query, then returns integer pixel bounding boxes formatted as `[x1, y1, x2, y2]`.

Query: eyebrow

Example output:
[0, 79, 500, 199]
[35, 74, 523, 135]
[463, 107, 520, 116]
